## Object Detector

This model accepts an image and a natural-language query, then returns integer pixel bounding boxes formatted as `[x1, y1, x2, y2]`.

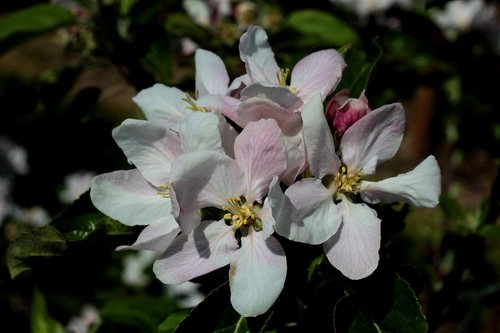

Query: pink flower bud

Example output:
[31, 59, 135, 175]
[326, 89, 371, 135]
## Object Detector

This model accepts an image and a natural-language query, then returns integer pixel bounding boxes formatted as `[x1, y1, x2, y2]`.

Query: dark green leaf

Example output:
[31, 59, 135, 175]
[337, 40, 382, 98]
[333, 275, 427, 333]
[31, 289, 65, 333]
[99, 295, 178, 333]
[439, 194, 467, 224]
[0, 4, 75, 54]
[159, 310, 190, 333]
[285, 10, 359, 47]
[477, 224, 500, 238]
[6, 225, 67, 279]
[213, 316, 249, 333]
[164, 13, 211, 44]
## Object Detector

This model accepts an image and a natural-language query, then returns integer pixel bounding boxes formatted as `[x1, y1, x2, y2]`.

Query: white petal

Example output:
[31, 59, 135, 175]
[239, 26, 279, 84]
[153, 221, 238, 284]
[170, 151, 245, 233]
[275, 178, 341, 244]
[195, 49, 229, 96]
[229, 231, 286, 317]
[177, 112, 223, 153]
[240, 83, 303, 111]
[360, 155, 441, 207]
[290, 49, 346, 103]
[117, 221, 180, 252]
[341, 103, 405, 174]
[234, 119, 287, 203]
[112, 119, 182, 186]
[301, 94, 340, 178]
[323, 199, 381, 280]
[281, 135, 307, 185]
[132, 84, 190, 126]
[90, 170, 173, 226]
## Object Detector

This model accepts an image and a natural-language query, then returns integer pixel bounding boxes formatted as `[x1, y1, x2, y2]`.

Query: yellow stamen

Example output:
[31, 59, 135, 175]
[222, 196, 261, 231]
[332, 166, 364, 194]
[182, 94, 209, 112]
[157, 184, 171, 199]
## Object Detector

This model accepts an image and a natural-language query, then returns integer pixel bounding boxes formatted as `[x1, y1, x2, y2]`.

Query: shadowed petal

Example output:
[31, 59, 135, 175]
[229, 231, 286, 317]
[177, 112, 223, 153]
[113, 119, 182, 186]
[239, 25, 279, 84]
[234, 119, 287, 203]
[117, 221, 180, 252]
[302, 94, 340, 178]
[275, 178, 341, 244]
[360, 155, 441, 207]
[90, 170, 173, 226]
[195, 49, 229, 96]
[291, 49, 346, 103]
[324, 199, 381, 280]
[341, 103, 405, 174]
[153, 221, 238, 284]
[132, 84, 190, 126]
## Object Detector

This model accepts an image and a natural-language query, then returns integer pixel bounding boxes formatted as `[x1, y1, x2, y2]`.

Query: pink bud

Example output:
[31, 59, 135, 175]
[326, 89, 371, 135]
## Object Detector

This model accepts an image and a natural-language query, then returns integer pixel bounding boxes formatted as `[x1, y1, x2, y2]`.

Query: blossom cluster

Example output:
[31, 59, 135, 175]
[90, 25, 441, 317]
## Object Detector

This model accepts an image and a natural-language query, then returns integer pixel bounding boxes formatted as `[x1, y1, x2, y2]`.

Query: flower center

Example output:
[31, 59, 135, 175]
[222, 197, 262, 232]
[157, 184, 171, 199]
[276, 68, 297, 94]
[332, 166, 364, 194]
[182, 94, 209, 112]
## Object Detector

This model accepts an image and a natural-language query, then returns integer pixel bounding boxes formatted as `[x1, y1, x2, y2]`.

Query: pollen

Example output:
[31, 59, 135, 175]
[157, 184, 171, 199]
[222, 197, 262, 231]
[333, 166, 364, 194]
[182, 94, 209, 112]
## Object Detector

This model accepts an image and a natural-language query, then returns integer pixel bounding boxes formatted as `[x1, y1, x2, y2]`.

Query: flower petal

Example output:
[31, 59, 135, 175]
[195, 48, 229, 96]
[113, 119, 182, 186]
[235, 97, 302, 136]
[275, 178, 341, 244]
[240, 83, 303, 111]
[291, 49, 346, 103]
[340, 103, 405, 174]
[132, 83, 190, 126]
[117, 221, 180, 252]
[239, 25, 279, 84]
[302, 94, 340, 178]
[323, 199, 381, 280]
[170, 151, 245, 233]
[177, 112, 223, 153]
[229, 231, 286, 317]
[153, 221, 238, 284]
[360, 155, 441, 207]
[90, 170, 173, 226]
[234, 119, 287, 203]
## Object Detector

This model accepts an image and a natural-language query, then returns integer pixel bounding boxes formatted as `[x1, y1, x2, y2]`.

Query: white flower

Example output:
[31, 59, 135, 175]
[59, 171, 96, 204]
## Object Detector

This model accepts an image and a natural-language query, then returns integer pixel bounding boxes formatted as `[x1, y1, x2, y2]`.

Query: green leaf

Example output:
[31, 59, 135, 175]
[174, 282, 240, 333]
[334, 275, 427, 333]
[477, 224, 500, 238]
[0, 4, 75, 54]
[159, 310, 190, 333]
[99, 295, 178, 333]
[31, 289, 65, 333]
[439, 194, 467, 224]
[6, 225, 67, 279]
[337, 40, 383, 98]
[164, 13, 211, 44]
[285, 10, 359, 47]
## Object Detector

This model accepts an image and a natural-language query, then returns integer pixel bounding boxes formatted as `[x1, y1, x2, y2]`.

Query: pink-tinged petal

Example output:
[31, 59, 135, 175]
[90, 170, 173, 226]
[229, 231, 286, 317]
[195, 49, 229, 96]
[235, 97, 302, 136]
[240, 83, 303, 111]
[234, 119, 286, 203]
[291, 49, 346, 103]
[275, 178, 341, 244]
[281, 136, 307, 185]
[228, 74, 251, 98]
[340, 103, 406, 174]
[177, 112, 223, 153]
[302, 94, 340, 178]
[170, 151, 245, 233]
[132, 84, 190, 126]
[112, 119, 182, 186]
[324, 199, 381, 280]
[197, 94, 241, 122]
[218, 115, 238, 159]
[117, 221, 180, 252]
[153, 221, 238, 284]
[360, 155, 441, 207]
[258, 197, 277, 239]
[239, 25, 280, 84]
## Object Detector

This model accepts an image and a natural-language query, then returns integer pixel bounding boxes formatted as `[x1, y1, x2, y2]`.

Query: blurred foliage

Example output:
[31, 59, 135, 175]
[0, 0, 499, 332]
